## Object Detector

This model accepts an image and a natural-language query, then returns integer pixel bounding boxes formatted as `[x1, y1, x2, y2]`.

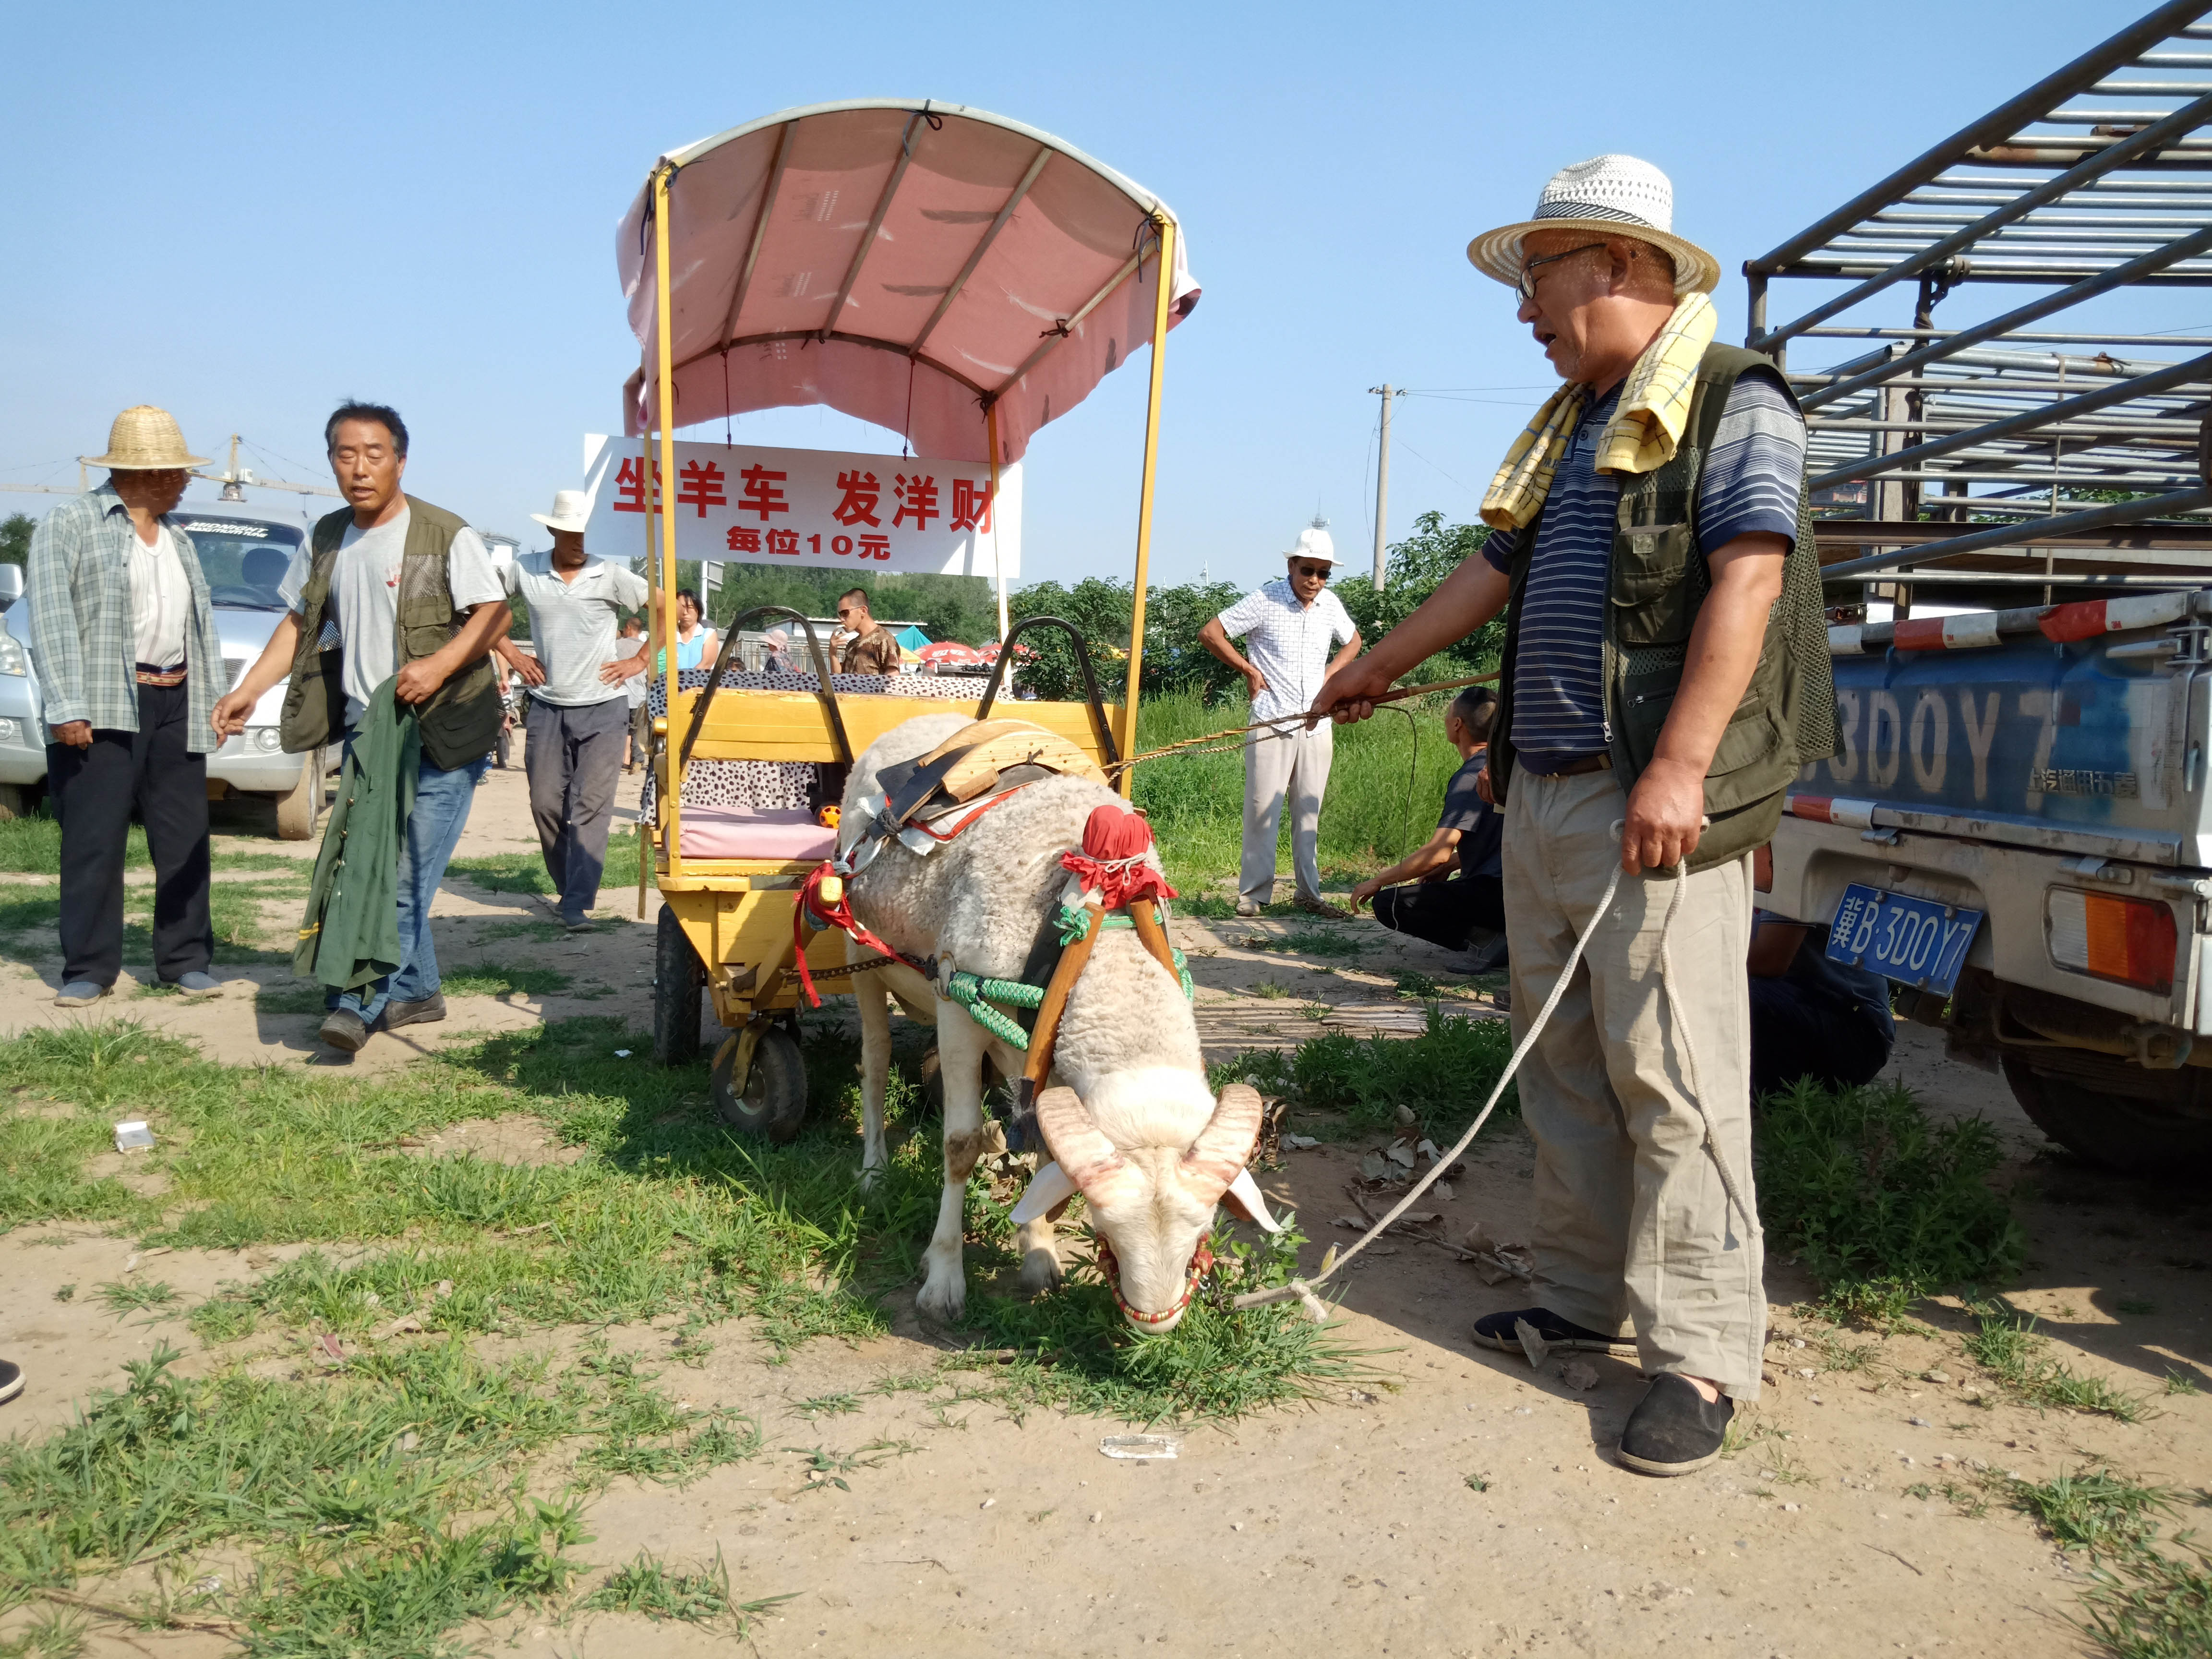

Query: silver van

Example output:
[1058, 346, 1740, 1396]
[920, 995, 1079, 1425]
[0, 502, 330, 838]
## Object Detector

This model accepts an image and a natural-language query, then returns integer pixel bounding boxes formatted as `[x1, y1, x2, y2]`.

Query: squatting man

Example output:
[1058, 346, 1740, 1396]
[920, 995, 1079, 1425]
[1313, 155, 1834, 1476]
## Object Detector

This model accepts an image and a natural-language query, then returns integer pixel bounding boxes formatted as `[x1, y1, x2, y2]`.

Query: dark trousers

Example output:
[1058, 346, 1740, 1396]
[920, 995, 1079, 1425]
[48, 680, 212, 986]
[1372, 873, 1506, 952]
[1749, 977, 1893, 1101]
[526, 696, 628, 925]
[627, 698, 649, 768]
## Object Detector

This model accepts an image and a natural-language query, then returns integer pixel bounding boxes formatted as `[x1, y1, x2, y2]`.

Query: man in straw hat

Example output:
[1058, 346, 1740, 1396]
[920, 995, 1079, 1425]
[26, 406, 227, 1008]
[492, 490, 649, 932]
[1312, 156, 1836, 1476]
[215, 402, 510, 1053]
[1199, 516, 1362, 918]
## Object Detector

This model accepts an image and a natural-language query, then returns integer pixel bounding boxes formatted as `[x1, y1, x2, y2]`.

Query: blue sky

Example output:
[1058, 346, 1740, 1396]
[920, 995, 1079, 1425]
[0, 0, 2176, 594]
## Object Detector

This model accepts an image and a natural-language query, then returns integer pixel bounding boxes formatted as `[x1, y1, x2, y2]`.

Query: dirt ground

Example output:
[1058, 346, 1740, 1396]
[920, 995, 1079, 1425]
[3, 765, 2209, 1658]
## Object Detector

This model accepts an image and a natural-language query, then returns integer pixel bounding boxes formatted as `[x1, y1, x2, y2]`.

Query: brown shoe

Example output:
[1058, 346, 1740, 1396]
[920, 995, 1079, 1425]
[1295, 895, 1353, 921]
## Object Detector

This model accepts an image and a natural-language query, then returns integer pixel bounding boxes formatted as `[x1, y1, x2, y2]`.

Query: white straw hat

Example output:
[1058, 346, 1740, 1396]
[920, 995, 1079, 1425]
[81, 405, 210, 470]
[1285, 516, 1336, 565]
[530, 488, 592, 532]
[1466, 155, 1719, 297]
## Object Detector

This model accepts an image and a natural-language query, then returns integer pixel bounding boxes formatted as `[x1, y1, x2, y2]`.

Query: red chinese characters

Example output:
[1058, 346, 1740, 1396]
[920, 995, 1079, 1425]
[611, 457, 660, 513]
[831, 470, 882, 528]
[676, 459, 726, 518]
[857, 534, 890, 560]
[765, 528, 800, 556]
[738, 465, 790, 521]
[725, 527, 761, 554]
[892, 473, 939, 530]
[950, 479, 993, 533]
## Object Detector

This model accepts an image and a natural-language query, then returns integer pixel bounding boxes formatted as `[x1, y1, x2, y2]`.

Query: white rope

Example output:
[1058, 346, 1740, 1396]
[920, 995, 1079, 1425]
[1236, 818, 1754, 1319]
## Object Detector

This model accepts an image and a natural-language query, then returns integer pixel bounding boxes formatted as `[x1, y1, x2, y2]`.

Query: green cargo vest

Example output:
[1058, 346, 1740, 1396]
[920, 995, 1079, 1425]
[1488, 343, 1838, 872]
[278, 495, 502, 771]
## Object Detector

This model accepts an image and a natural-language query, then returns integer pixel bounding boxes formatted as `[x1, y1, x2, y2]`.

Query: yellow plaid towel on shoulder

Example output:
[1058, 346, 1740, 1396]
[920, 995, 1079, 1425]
[1479, 291, 1718, 532]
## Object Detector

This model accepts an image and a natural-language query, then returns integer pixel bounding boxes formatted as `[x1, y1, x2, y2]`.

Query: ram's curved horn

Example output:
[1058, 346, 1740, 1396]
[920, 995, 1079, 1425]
[1009, 1160, 1078, 1225]
[1178, 1083, 1264, 1206]
[1224, 1167, 1283, 1234]
[1034, 1086, 1141, 1207]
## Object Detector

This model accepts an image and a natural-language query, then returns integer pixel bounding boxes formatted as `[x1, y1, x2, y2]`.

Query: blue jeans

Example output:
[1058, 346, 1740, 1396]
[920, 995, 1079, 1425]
[333, 748, 488, 1024]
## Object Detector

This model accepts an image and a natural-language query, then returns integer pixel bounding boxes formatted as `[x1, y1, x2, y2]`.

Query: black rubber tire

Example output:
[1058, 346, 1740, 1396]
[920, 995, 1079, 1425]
[2001, 1051, 2212, 1177]
[714, 1024, 808, 1143]
[652, 905, 705, 1067]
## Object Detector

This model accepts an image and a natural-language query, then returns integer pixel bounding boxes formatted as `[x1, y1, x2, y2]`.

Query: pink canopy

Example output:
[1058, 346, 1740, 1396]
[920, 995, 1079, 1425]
[616, 99, 1199, 466]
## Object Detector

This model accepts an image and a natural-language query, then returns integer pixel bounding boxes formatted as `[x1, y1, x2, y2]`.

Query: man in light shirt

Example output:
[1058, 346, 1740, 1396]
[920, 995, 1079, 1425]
[216, 402, 511, 1053]
[1198, 518, 1362, 917]
[494, 491, 649, 931]
[26, 406, 227, 1007]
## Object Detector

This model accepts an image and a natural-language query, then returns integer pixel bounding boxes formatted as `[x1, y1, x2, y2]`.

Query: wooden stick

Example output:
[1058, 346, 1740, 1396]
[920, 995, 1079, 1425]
[1126, 898, 1180, 985]
[1023, 909, 1102, 1093]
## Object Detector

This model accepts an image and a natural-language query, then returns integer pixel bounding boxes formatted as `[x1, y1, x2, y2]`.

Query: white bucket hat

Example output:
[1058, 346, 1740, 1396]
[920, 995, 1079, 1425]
[1285, 516, 1336, 565]
[1466, 155, 1719, 298]
[530, 489, 591, 532]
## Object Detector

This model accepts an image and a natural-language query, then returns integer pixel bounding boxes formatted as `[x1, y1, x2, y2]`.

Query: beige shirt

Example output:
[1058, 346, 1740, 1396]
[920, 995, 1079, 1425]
[128, 523, 189, 668]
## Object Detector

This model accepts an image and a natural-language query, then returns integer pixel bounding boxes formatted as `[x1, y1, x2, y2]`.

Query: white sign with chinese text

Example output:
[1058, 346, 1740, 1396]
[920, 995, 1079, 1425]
[579, 435, 1020, 580]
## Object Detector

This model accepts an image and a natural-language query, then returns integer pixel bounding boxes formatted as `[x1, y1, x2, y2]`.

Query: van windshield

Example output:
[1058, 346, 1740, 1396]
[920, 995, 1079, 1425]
[178, 517, 302, 611]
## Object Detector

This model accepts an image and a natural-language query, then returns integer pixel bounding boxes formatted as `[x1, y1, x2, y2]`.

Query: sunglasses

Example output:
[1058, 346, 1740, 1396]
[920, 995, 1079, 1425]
[1515, 241, 1608, 302]
[1290, 562, 1332, 580]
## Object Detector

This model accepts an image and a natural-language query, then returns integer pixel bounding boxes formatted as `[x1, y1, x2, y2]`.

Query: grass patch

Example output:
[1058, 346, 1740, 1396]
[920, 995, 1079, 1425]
[0, 1339, 760, 1655]
[1394, 970, 1439, 999]
[578, 1549, 785, 1632]
[1754, 1079, 2023, 1325]
[450, 830, 642, 898]
[1214, 1003, 1514, 1137]
[956, 1216, 1384, 1422]
[1272, 928, 1366, 959]
[440, 963, 574, 998]
[2009, 1466, 2212, 1657]
[1964, 1301, 2147, 1421]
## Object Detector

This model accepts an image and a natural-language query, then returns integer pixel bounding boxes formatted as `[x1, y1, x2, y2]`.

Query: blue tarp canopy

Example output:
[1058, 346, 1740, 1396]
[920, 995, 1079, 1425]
[894, 625, 932, 653]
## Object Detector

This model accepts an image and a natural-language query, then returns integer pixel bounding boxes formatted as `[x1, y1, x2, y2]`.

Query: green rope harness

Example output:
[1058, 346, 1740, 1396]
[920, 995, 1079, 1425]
[947, 911, 1192, 1050]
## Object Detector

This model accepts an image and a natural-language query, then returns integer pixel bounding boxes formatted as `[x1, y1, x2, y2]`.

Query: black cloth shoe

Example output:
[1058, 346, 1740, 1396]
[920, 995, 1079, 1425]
[1472, 1307, 1638, 1359]
[318, 1009, 369, 1053]
[0, 1357, 22, 1406]
[1618, 1374, 1734, 1476]
[383, 993, 447, 1031]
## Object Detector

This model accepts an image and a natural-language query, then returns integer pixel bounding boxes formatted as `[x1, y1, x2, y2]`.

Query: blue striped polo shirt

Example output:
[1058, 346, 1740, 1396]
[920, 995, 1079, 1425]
[1482, 367, 1804, 773]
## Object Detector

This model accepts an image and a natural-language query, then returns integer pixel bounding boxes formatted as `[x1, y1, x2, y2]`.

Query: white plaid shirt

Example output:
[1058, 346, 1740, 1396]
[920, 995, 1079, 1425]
[24, 483, 222, 750]
[1214, 577, 1357, 723]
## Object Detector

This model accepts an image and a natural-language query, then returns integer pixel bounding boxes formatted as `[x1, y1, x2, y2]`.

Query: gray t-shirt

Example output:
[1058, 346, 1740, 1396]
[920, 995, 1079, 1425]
[279, 508, 505, 727]
[501, 552, 650, 708]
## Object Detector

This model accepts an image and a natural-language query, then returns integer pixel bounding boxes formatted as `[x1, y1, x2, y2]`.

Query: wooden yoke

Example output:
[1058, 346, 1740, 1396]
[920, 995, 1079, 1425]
[1022, 904, 1102, 1101]
[1126, 899, 1180, 984]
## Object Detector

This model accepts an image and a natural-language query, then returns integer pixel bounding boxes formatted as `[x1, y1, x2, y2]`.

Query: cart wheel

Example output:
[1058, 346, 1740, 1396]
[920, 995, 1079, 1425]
[715, 1023, 807, 1142]
[652, 905, 704, 1066]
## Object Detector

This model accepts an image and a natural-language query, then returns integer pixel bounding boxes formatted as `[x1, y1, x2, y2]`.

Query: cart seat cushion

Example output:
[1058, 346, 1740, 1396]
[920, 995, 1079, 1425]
[678, 805, 838, 863]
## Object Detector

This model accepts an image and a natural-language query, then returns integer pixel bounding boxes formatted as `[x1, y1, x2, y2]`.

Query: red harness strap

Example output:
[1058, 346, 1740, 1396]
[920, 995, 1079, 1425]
[792, 862, 906, 1008]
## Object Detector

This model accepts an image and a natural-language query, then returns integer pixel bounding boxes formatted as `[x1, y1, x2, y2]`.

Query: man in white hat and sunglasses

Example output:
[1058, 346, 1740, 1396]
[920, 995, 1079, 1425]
[1314, 156, 1836, 1476]
[26, 406, 227, 1008]
[493, 491, 649, 930]
[1201, 517, 1362, 918]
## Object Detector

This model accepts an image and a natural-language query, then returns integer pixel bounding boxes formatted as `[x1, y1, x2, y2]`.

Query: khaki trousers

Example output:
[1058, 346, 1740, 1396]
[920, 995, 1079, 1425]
[1240, 721, 1332, 905]
[1502, 767, 1765, 1400]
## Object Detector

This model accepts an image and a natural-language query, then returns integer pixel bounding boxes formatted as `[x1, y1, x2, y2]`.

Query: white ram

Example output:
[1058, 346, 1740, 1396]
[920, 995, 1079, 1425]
[840, 712, 1272, 1332]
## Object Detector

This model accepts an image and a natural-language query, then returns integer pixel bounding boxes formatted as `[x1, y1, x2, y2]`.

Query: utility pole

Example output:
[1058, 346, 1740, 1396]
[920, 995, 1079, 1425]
[1367, 385, 1400, 590]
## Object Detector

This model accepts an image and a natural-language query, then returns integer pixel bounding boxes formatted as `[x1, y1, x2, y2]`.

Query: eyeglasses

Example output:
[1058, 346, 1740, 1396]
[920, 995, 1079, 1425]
[1290, 562, 1332, 580]
[1515, 241, 1607, 302]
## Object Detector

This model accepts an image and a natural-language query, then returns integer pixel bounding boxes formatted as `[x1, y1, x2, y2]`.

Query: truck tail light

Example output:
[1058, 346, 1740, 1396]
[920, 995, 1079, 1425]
[2046, 889, 2176, 994]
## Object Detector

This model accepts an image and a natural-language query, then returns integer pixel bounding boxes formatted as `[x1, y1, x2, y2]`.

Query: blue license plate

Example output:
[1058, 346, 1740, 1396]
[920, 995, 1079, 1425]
[1826, 883, 1984, 995]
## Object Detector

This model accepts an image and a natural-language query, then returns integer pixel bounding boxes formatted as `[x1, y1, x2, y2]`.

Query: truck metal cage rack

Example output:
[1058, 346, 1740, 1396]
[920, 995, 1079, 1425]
[1746, 0, 2212, 605]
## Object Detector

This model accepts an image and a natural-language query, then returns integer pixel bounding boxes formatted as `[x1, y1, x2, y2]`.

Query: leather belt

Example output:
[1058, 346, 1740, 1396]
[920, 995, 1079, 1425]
[134, 663, 187, 688]
[1545, 751, 1612, 777]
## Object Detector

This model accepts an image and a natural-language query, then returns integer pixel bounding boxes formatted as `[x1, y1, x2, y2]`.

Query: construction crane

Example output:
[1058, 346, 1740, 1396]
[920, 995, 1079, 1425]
[1, 434, 340, 504]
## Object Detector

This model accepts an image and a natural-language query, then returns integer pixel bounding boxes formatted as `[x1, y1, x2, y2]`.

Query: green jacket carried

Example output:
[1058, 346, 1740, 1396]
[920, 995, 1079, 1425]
[294, 681, 420, 990]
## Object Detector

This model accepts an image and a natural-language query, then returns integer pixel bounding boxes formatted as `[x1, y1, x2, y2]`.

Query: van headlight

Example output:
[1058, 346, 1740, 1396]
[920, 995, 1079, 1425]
[0, 634, 26, 677]
[0, 718, 22, 745]
[249, 727, 285, 753]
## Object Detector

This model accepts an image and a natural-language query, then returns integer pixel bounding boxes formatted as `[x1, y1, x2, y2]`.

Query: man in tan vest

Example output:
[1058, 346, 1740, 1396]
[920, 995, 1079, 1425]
[216, 402, 510, 1053]
[1314, 156, 1834, 1477]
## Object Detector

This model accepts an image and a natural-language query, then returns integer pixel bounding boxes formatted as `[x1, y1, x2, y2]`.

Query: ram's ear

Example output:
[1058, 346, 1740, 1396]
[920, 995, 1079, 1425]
[1178, 1083, 1263, 1206]
[1010, 1161, 1077, 1225]
[1224, 1167, 1284, 1234]
[1035, 1087, 1143, 1209]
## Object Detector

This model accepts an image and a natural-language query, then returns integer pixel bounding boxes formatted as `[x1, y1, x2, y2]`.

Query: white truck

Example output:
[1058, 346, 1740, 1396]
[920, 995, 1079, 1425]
[1763, 589, 2212, 1174]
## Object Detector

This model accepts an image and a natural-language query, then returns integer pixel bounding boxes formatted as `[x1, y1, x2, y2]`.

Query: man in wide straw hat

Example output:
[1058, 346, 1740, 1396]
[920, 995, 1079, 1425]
[26, 406, 227, 1007]
[1313, 156, 1835, 1475]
